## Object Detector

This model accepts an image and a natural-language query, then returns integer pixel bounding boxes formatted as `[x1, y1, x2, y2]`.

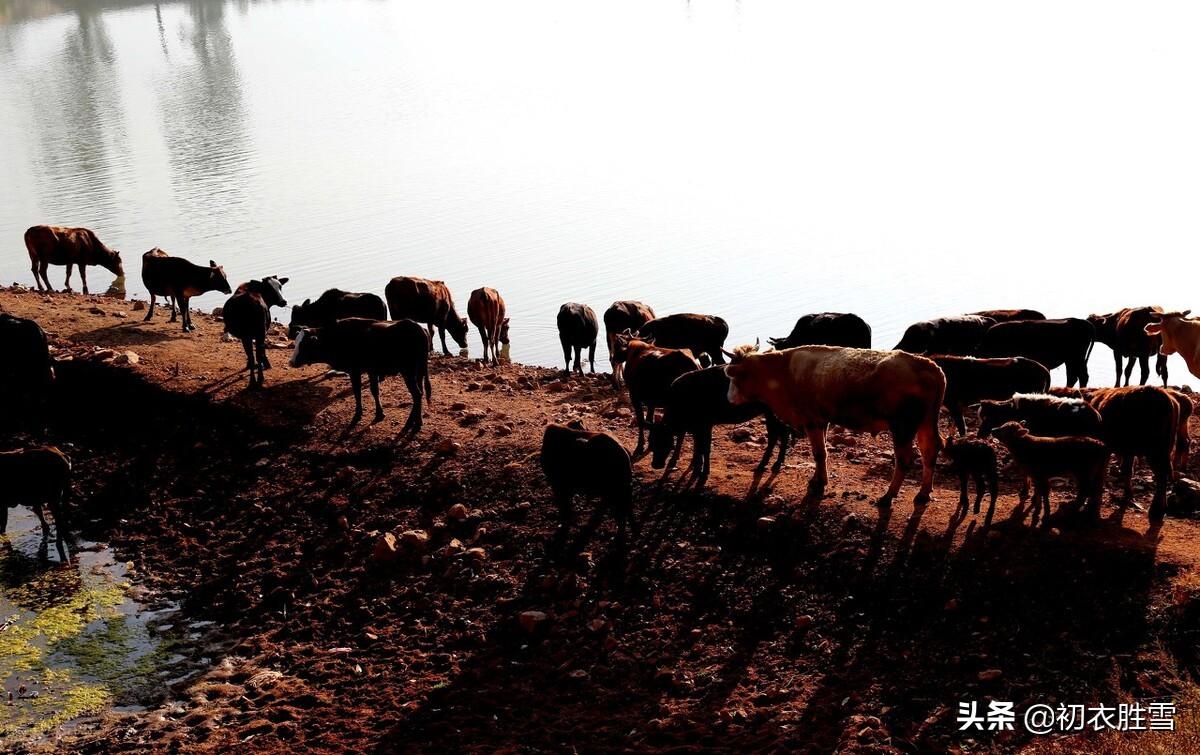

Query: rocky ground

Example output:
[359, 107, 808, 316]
[3, 285, 1200, 753]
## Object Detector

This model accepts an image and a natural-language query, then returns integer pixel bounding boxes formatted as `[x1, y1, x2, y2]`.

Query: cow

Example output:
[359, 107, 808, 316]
[990, 422, 1110, 527]
[970, 309, 1046, 323]
[942, 436, 999, 518]
[1088, 307, 1168, 386]
[140, 249, 231, 332]
[648, 365, 791, 487]
[540, 422, 635, 552]
[1146, 310, 1200, 382]
[223, 276, 289, 387]
[893, 315, 995, 356]
[603, 301, 655, 386]
[618, 335, 702, 457]
[467, 287, 509, 366]
[635, 313, 729, 365]
[1166, 388, 1194, 472]
[556, 303, 599, 375]
[975, 318, 1094, 387]
[0, 445, 72, 561]
[290, 318, 431, 433]
[24, 225, 124, 294]
[0, 313, 55, 392]
[978, 393, 1103, 441]
[384, 277, 468, 356]
[725, 346, 946, 506]
[288, 289, 387, 340]
[932, 355, 1051, 436]
[767, 312, 872, 350]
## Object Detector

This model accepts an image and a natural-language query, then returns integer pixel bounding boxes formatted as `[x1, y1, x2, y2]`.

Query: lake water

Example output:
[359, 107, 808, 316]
[3, 0, 1200, 386]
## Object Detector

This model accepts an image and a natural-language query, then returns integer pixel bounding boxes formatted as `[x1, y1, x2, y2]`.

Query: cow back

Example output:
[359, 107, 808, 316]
[386, 277, 453, 323]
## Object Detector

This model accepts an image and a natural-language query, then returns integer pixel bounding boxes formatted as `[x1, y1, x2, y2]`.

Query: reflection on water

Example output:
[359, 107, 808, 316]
[2, 0, 1200, 387]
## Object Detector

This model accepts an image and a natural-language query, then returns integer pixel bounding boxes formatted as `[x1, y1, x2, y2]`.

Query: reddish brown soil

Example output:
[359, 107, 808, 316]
[3, 285, 1200, 754]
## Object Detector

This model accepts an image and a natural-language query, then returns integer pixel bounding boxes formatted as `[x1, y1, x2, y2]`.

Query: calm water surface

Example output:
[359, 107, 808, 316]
[3, 0, 1200, 384]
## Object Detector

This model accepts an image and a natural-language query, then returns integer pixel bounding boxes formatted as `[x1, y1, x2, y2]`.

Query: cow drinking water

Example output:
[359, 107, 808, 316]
[25, 225, 124, 294]
[467, 287, 509, 366]
[385, 277, 468, 356]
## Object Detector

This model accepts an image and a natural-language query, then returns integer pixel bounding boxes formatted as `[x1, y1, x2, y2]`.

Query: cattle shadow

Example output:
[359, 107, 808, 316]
[71, 320, 194, 346]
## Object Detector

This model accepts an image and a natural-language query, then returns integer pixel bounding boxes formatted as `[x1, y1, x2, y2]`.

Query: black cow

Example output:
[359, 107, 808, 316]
[0, 445, 72, 561]
[557, 303, 599, 375]
[970, 309, 1046, 323]
[0, 313, 54, 392]
[648, 366, 790, 487]
[290, 318, 431, 433]
[1087, 307, 1168, 387]
[893, 315, 995, 356]
[289, 289, 387, 339]
[141, 249, 231, 332]
[768, 312, 871, 350]
[604, 300, 655, 385]
[223, 276, 289, 387]
[932, 355, 1051, 436]
[540, 422, 635, 552]
[976, 318, 1094, 387]
[636, 313, 729, 365]
[978, 393, 1103, 440]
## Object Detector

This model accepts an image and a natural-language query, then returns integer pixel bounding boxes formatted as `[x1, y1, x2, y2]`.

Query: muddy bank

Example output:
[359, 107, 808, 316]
[3, 286, 1200, 752]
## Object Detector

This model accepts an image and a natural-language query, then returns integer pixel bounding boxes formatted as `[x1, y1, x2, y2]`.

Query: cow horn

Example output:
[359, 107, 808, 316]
[720, 348, 736, 358]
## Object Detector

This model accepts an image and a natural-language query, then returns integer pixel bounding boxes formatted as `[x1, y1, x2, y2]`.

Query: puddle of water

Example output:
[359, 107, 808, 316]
[0, 507, 187, 744]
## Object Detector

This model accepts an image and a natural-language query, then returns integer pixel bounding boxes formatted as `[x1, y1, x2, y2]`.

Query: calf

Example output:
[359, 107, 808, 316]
[976, 317, 1095, 387]
[557, 303, 599, 375]
[933, 356, 1051, 436]
[1088, 307, 1168, 386]
[0, 313, 55, 392]
[991, 422, 1110, 527]
[619, 335, 702, 457]
[0, 445, 72, 560]
[768, 312, 871, 350]
[942, 436, 999, 518]
[978, 393, 1103, 440]
[25, 225, 124, 294]
[603, 300, 655, 385]
[726, 346, 945, 506]
[384, 276, 468, 356]
[540, 422, 635, 551]
[970, 309, 1045, 323]
[467, 287, 509, 366]
[290, 318, 431, 433]
[648, 366, 791, 487]
[636, 313, 729, 365]
[288, 289, 387, 339]
[223, 276, 289, 387]
[1146, 310, 1200, 382]
[141, 248, 231, 332]
[893, 315, 995, 356]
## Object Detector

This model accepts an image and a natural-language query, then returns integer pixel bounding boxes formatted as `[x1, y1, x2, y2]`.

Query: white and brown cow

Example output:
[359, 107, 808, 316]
[1147, 310, 1200, 381]
[724, 346, 946, 506]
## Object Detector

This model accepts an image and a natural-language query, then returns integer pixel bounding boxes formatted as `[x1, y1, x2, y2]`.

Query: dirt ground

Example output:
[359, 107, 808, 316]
[3, 285, 1200, 754]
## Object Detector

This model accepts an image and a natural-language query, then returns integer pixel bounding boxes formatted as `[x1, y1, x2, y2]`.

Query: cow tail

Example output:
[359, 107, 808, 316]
[1084, 321, 1096, 363]
[423, 361, 433, 404]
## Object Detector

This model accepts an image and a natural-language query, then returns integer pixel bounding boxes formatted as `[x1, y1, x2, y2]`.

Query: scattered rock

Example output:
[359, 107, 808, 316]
[518, 610, 548, 633]
[730, 427, 753, 442]
[756, 516, 777, 530]
[131, 300, 146, 311]
[399, 530, 430, 551]
[447, 503, 469, 522]
[977, 669, 1003, 682]
[370, 533, 399, 566]
[450, 402, 468, 411]
[114, 350, 140, 365]
[211, 306, 224, 317]
[89, 306, 105, 315]
[794, 615, 814, 630]
[434, 439, 461, 457]
[1169, 478, 1200, 513]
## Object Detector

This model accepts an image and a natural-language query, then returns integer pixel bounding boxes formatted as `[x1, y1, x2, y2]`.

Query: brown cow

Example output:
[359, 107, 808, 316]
[385, 277, 468, 356]
[991, 422, 1110, 527]
[604, 300, 655, 385]
[617, 335, 701, 457]
[25, 225, 124, 294]
[467, 287, 509, 366]
[1146, 310, 1200, 382]
[726, 346, 946, 506]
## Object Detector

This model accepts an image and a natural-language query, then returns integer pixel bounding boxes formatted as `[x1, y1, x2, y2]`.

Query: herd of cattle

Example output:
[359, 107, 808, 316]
[7, 225, 1200, 557]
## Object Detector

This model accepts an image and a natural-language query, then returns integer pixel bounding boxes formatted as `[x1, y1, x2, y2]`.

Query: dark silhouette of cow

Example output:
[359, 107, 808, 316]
[223, 276, 289, 387]
[768, 312, 871, 350]
[976, 318, 1094, 387]
[25, 225, 124, 294]
[384, 277, 468, 356]
[141, 249, 231, 332]
[556, 303, 598, 375]
[288, 289, 387, 339]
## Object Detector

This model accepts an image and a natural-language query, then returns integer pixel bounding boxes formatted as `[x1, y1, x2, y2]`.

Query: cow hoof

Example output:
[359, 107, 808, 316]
[876, 494, 895, 509]
[373, 411, 385, 424]
[913, 491, 932, 506]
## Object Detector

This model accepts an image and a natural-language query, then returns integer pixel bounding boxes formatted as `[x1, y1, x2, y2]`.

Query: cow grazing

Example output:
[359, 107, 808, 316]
[467, 287, 509, 366]
[893, 315, 995, 356]
[648, 365, 791, 487]
[289, 289, 387, 339]
[618, 336, 702, 457]
[384, 277, 468, 356]
[978, 393, 1103, 440]
[24, 225, 124, 294]
[636, 313, 729, 365]
[1146, 310, 1200, 382]
[990, 422, 1110, 527]
[540, 422, 635, 551]
[768, 312, 872, 350]
[1088, 307, 1168, 386]
[290, 318, 431, 433]
[942, 436, 999, 518]
[223, 276, 289, 387]
[933, 355, 1051, 436]
[140, 249, 231, 332]
[0, 445, 72, 561]
[603, 301, 655, 385]
[970, 309, 1046, 323]
[0, 313, 54, 392]
[556, 303, 599, 375]
[976, 318, 1094, 387]
[726, 346, 946, 506]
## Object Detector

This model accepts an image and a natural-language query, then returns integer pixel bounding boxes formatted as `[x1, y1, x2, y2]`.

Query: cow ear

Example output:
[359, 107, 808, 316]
[304, 298, 311, 306]
[209, 260, 217, 267]
[1183, 310, 1193, 318]
[502, 317, 510, 326]
[278, 277, 289, 285]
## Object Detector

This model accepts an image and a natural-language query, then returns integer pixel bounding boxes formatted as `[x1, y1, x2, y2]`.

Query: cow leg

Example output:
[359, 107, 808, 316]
[79, 265, 89, 294]
[913, 410, 941, 505]
[805, 426, 829, 500]
[258, 337, 271, 370]
[32, 503, 51, 542]
[31, 260, 44, 291]
[181, 297, 192, 331]
[167, 294, 178, 322]
[1035, 480, 1051, 528]
[63, 263, 73, 291]
[1150, 454, 1172, 523]
[1077, 357, 1089, 388]
[1138, 354, 1150, 386]
[588, 341, 596, 374]
[882, 430, 918, 508]
[573, 345, 583, 374]
[438, 326, 451, 356]
[666, 432, 684, 472]
[145, 294, 157, 321]
[695, 427, 713, 487]
[972, 471, 987, 514]
[1123, 358, 1135, 386]
[756, 421, 778, 473]
[956, 471, 970, 514]
[349, 372, 364, 423]
[369, 373, 384, 422]
[401, 371, 424, 433]
[1157, 354, 1169, 387]
[50, 491, 69, 561]
[241, 338, 257, 385]
[1113, 352, 1123, 387]
[632, 402, 647, 457]
[951, 406, 966, 437]
[476, 326, 489, 363]
[773, 428, 791, 472]
[986, 467, 999, 521]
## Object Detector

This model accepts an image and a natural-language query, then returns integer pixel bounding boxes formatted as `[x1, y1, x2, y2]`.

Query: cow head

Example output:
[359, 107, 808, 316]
[105, 249, 125, 278]
[1145, 310, 1191, 355]
[990, 420, 1029, 447]
[613, 329, 652, 366]
[721, 339, 760, 363]
[648, 422, 676, 469]
[723, 358, 759, 406]
[448, 315, 469, 349]
[975, 399, 1013, 438]
[209, 260, 232, 295]
[289, 298, 313, 340]
[893, 323, 930, 354]
[289, 327, 322, 368]
[499, 317, 511, 345]
[262, 276, 289, 308]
